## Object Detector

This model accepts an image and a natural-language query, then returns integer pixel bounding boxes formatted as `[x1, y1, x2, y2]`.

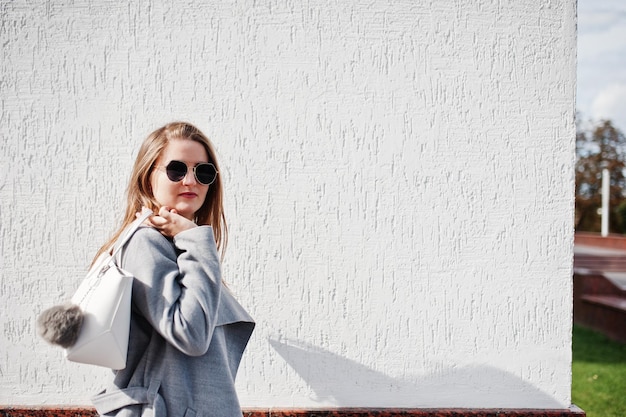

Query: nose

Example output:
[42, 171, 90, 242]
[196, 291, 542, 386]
[181, 169, 197, 185]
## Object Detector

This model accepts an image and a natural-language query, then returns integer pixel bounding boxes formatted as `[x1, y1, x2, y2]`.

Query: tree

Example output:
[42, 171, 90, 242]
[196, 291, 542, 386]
[575, 119, 626, 233]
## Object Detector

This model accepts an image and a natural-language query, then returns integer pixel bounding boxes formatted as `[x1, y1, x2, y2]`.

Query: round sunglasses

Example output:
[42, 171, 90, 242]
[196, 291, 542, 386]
[156, 160, 218, 186]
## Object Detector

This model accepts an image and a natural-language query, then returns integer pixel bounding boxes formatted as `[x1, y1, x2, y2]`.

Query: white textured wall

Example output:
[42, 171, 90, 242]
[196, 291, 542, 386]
[1, 0, 576, 409]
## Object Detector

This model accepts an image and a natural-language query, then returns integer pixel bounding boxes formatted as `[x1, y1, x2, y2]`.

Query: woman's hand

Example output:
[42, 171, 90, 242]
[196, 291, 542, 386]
[138, 206, 197, 237]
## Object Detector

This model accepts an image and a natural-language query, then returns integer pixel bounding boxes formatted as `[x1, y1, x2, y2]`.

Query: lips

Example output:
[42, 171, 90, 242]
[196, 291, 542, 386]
[179, 192, 198, 198]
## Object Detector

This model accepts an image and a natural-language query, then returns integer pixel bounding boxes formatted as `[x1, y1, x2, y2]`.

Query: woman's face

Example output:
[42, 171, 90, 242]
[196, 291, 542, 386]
[150, 139, 210, 220]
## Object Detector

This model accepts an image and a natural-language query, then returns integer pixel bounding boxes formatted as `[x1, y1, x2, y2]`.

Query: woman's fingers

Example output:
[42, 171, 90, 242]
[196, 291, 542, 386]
[135, 206, 195, 237]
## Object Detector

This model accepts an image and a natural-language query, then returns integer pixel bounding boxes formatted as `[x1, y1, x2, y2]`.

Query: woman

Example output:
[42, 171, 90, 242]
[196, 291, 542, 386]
[92, 122, 255, 417]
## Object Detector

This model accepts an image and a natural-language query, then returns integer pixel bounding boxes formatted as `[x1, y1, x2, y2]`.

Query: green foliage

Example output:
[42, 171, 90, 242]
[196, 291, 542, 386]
[575, 119, 626, 232]
[572, 325, 626, 417]
[617, 201, 626, 231]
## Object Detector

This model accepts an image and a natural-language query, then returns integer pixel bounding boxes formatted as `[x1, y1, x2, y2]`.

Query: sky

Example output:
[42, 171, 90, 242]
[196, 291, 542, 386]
[577, 0, 626, 133]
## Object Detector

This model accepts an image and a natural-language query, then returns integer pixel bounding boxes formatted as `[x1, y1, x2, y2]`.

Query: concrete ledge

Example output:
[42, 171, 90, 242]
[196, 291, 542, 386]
[575, 232, 626, 251]
[582, 294, 626, 311]
[0, 406, 586, 417]
[573, 271, 626, 343]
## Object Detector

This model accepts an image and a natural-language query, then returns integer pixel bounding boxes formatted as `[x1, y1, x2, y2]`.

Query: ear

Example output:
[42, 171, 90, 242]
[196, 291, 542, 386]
[37, 304, 84, 348]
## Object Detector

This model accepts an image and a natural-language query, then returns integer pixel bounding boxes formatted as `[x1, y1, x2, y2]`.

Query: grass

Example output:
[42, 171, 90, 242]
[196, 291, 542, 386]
[572, 325, 626, 417]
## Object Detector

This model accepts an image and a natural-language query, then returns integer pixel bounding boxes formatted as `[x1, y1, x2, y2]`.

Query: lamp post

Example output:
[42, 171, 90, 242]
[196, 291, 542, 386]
[602, 168, 610, 237]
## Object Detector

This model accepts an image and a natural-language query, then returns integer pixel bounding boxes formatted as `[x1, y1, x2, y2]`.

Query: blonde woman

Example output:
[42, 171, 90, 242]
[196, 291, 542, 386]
[92, 122, 254, 417]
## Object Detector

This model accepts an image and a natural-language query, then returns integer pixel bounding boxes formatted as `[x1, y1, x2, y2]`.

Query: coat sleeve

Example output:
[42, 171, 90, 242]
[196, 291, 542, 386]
[120, 225, 222, 356]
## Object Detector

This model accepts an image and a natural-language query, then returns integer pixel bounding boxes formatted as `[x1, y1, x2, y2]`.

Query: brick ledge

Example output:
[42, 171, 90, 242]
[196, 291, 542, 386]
[0, 406, 585, 417]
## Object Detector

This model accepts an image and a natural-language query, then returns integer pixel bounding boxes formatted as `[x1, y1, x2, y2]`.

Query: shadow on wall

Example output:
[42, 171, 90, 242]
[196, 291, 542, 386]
[269, 338, 563, 409]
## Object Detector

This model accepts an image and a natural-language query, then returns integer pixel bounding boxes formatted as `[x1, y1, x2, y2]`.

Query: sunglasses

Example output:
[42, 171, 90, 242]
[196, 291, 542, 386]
[156, 160, 218, 186]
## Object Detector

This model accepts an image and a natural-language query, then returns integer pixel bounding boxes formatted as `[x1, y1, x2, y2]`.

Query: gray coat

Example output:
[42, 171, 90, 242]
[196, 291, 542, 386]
[92, 226, 255, 417]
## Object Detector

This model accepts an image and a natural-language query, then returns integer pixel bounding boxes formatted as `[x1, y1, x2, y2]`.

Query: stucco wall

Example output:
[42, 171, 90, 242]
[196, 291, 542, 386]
[1, 0, 576, 409]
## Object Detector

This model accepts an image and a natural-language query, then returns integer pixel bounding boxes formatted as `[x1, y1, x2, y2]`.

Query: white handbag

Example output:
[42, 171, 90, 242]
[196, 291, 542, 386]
[65, 209, 153, 369]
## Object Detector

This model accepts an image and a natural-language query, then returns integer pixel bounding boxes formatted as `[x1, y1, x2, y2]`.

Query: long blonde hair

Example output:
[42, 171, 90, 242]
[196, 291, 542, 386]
[94, 122, 227, 262]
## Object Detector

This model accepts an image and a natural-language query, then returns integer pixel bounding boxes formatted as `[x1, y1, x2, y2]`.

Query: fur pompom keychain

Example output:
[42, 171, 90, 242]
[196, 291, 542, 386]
[37, 304, 84, 348]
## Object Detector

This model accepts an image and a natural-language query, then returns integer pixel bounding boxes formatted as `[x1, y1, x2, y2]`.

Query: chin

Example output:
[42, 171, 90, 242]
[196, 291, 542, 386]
[175, 205, 199, 220]
[178, 211, 196, 221]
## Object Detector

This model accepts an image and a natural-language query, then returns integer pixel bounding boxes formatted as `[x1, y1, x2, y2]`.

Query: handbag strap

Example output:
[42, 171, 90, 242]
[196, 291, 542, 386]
[109, 209, 154, 261]
[75, 210, 154, 306]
